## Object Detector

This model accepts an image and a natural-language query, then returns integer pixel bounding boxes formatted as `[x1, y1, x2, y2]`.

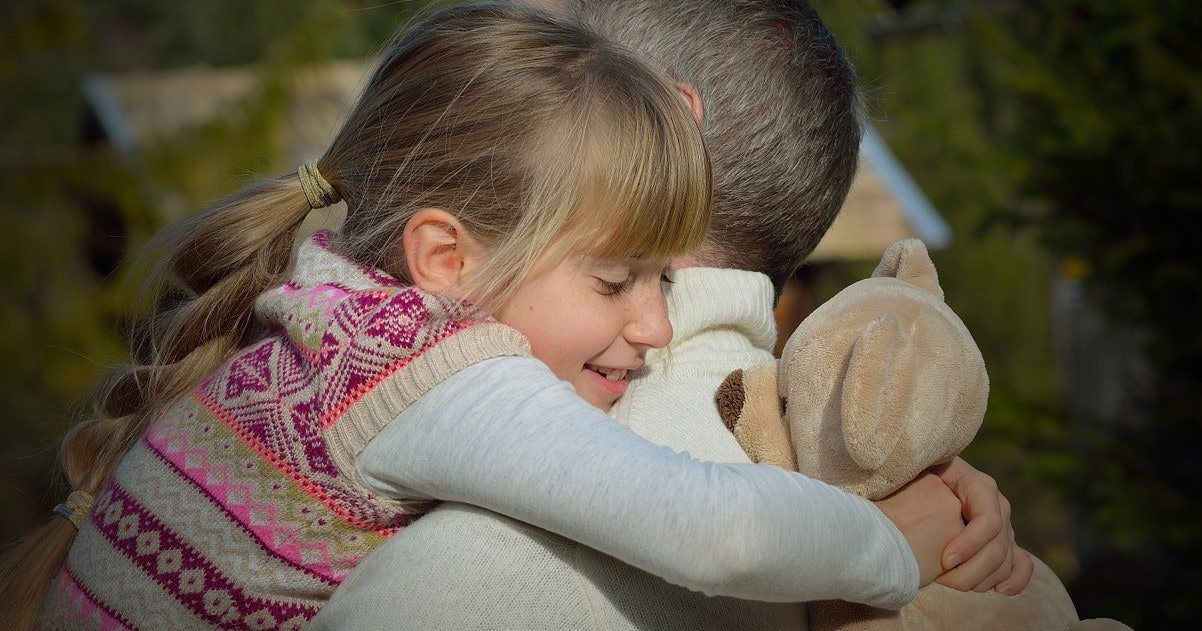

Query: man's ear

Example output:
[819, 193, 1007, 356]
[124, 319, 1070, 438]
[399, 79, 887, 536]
[675, 82, 705, 125]
[402, 209, 483, 294]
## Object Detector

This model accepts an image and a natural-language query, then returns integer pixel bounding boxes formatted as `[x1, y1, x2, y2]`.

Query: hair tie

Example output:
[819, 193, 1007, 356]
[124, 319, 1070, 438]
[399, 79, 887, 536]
[299, 159, 341, 209]
[54, 490, 94, 530]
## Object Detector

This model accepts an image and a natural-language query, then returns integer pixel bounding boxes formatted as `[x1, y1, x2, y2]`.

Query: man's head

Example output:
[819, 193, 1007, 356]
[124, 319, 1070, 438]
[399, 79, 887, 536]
[551, 0, 863, 297]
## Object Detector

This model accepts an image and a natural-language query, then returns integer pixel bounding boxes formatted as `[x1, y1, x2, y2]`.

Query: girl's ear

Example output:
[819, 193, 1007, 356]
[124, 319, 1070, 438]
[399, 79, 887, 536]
[402, 209, 484, 294]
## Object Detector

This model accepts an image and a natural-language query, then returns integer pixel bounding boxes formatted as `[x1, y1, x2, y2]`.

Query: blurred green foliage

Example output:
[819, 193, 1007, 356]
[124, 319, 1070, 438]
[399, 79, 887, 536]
[987, 2, 1202, 626]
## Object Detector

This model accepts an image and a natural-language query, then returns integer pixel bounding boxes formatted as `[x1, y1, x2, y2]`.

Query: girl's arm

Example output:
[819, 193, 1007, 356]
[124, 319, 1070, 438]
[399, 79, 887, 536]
[359, 356, 923, 607]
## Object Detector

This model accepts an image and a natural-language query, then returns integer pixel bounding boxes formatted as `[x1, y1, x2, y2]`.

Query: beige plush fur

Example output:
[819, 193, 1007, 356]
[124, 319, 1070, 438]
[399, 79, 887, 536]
[716, 239, 1132, 631]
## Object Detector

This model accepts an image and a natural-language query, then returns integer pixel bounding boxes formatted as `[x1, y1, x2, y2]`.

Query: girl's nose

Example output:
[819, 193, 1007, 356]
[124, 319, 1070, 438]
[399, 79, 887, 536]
[626, 284, 673, 350]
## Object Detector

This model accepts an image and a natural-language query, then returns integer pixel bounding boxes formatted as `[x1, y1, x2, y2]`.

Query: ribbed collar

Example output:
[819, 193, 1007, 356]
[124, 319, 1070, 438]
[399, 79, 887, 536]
[650, 267, 778, 362]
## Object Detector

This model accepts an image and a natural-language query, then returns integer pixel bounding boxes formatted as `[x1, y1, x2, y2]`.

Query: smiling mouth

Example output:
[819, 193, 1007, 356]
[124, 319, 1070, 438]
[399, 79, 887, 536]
[586, 365, 628, 382]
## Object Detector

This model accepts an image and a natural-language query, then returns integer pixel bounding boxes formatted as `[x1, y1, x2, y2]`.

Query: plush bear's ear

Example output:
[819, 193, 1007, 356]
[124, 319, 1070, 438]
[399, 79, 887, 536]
[717, 364, 797, 470]
[840, 314, 912, 470]
[717, 369, 746, 433]
[872, 238, 943, 300]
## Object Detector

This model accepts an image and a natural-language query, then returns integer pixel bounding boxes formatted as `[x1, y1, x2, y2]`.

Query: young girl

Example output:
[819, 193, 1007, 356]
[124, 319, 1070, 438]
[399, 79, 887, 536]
[2, 4, 952, 629]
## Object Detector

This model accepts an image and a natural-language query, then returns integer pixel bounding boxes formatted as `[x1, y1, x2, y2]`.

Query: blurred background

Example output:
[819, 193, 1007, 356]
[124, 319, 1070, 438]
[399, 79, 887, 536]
[1, 0, 1198, 627]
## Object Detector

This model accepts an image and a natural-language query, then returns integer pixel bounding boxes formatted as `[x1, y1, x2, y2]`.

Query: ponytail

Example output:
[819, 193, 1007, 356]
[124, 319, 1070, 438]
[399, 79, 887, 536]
[0, 170, 320, 629]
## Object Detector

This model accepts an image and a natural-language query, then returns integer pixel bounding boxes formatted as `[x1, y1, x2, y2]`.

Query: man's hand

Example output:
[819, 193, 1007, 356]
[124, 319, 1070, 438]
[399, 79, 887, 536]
[931, 457, 1034, 595]
[873, 472, 965, 587]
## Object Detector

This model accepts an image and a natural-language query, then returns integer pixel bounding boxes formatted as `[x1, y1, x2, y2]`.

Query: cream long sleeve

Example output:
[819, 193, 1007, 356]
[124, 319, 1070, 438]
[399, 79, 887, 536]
[357, 354, 919, 606]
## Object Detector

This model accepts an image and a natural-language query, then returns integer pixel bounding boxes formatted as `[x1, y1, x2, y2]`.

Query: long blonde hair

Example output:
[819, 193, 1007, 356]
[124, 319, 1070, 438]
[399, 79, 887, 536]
[0, 4, 709, 627]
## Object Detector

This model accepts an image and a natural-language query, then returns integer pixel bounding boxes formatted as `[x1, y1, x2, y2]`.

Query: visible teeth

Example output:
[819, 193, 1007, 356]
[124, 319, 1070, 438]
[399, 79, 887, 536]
[606, 369, 625, 381]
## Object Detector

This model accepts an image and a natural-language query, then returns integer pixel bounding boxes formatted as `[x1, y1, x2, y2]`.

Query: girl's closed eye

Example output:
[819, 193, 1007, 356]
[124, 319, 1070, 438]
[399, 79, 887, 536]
[598, 263, 674, 296]
[598, 276, 635, 296]
[591, 259, 637, 296]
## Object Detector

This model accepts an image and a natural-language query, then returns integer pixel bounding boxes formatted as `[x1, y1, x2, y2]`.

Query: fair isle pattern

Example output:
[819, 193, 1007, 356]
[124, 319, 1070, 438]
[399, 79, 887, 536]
[144, 402, 385, 584]
[85, 481, 315, 629]
[203, 285, 460, 524]
[199, 231, 488, 529]
[46, 438, 342, 630]
[113, 436, 355, 588]
[41, 231, 529, 630]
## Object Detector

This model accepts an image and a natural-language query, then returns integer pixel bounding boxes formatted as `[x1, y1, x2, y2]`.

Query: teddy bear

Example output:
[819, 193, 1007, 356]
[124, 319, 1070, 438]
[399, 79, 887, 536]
[715, 238, 1131, 631]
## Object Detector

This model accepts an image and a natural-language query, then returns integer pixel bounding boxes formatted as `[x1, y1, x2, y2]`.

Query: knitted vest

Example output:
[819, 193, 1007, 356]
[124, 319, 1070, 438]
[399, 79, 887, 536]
[40, 232, 529, 630]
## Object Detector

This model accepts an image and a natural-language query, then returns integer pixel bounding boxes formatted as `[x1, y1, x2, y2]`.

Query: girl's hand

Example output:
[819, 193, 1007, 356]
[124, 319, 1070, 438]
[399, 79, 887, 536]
[931, 457, 1035, 594]
[873, 473, 965, 587]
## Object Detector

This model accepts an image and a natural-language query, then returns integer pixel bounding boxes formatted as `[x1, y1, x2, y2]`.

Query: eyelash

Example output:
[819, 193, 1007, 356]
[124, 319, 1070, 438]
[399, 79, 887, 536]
[598, 271, 672, 296]
[599, 279, 634, 296]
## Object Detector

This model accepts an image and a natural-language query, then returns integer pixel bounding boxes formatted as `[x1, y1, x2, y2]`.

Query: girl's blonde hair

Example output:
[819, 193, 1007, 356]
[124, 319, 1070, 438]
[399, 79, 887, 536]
[332, 3, 710, 309]
[0, 4, 709, 627]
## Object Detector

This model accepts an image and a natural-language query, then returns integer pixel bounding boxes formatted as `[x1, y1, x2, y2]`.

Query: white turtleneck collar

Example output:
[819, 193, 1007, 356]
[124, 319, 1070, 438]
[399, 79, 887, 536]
[643, 267, 778, 374]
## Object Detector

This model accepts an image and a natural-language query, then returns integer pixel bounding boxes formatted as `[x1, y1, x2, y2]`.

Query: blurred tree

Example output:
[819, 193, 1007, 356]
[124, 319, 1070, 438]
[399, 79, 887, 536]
[1, 0, 433, 544]
[984, 1, 1202, 626]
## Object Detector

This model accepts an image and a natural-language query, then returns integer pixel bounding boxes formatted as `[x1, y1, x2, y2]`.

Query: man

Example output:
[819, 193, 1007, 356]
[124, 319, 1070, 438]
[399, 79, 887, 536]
[313, 1, 1030, 628]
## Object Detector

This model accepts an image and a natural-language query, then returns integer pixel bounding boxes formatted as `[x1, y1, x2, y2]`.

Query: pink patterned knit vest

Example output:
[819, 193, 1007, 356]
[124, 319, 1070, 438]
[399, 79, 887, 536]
[39, 232, 529, 630]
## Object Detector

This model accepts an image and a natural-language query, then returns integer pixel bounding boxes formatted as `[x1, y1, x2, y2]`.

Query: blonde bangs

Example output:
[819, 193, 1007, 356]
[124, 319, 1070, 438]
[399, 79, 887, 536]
[581, 106, 711, 262]
[460, 98, 710, 312]
[551, 78, 712, 264]
[448, 29, 712, 313]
